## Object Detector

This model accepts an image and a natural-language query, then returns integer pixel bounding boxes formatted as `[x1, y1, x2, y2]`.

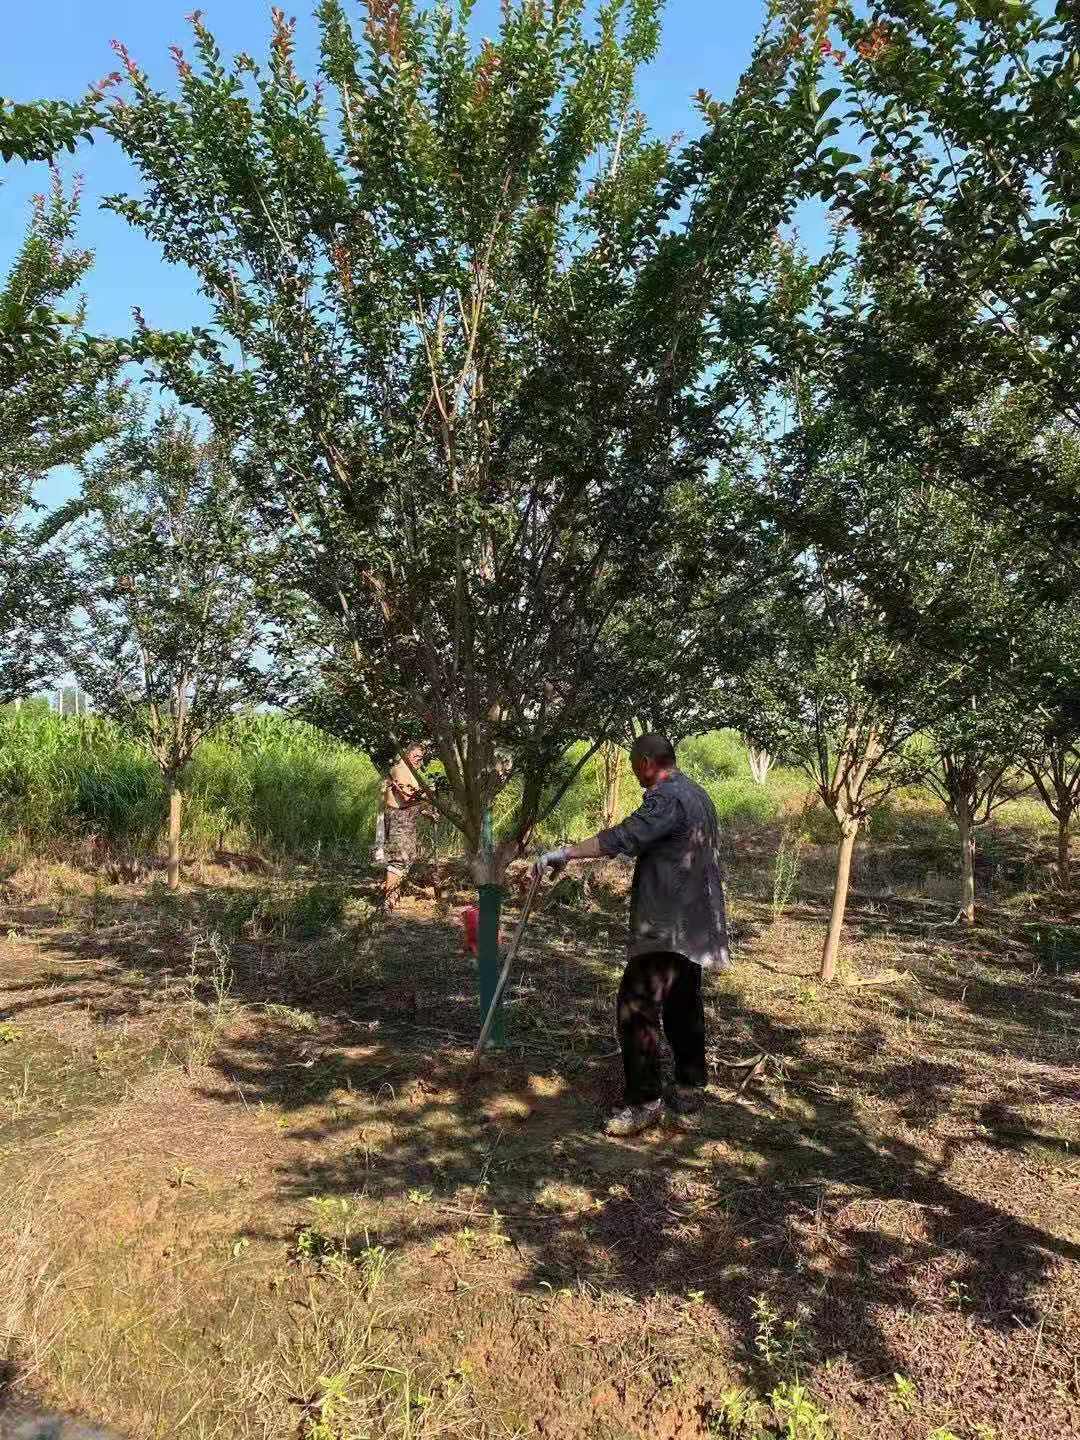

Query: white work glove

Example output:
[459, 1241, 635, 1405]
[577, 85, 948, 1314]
[532, 846, 570, 880]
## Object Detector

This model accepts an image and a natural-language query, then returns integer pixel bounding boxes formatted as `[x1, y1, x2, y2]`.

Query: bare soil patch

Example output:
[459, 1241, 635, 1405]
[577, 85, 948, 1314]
[1, 846, 1078, 1438]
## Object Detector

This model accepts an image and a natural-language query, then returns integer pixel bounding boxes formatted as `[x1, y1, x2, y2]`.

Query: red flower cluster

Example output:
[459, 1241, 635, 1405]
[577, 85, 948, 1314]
[270, 9, 300, 73]
[169, 44, 193, 79]
[474, 41, 501, 103]
[329, 240, 354, 297]
[857, 22, 891, 62]
[365, 0, 405, 62]
[110, 38, 139, 79]
[819, 38, 847, 64]
[91, 70, 124, 95]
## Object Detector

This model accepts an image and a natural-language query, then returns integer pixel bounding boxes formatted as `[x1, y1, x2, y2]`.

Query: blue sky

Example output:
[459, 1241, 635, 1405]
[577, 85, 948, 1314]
[2, 1, 773, 504]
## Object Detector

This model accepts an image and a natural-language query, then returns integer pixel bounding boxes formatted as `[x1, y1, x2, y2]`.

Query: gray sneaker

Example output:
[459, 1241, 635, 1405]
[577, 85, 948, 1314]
[604, 1099, 664, 1137]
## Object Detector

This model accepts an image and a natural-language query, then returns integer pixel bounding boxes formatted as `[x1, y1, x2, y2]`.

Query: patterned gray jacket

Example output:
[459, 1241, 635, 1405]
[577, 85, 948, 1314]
[597, 769, 731, 970]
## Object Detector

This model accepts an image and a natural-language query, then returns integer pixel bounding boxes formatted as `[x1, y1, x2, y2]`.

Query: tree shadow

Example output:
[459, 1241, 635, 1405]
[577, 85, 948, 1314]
[7, 862, 1080, 1429]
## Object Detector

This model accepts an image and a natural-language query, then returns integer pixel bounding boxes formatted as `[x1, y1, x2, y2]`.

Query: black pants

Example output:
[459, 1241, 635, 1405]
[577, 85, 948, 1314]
[617, 951, 706, 1105]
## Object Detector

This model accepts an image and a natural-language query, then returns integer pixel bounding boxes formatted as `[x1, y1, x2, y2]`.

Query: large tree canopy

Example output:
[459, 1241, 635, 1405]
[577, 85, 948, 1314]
[72, 407, 274, 888]
[0, 170, 125, 701]
[814, 1, 1080, 565]
[93, 0, 828, 876]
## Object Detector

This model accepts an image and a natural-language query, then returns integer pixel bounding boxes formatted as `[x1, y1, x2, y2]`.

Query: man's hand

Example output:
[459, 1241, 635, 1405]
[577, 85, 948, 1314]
[532, 846, 570, 881]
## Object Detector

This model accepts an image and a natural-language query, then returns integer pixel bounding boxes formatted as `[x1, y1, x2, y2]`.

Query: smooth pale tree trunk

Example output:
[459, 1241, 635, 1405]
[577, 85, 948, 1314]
[957, 797, 976, 925]
[746, 743, 773, 785]
[167, 782, 182, 891]
[1058, 809, 1072, 888]
[821, 821, 858, 984]
[599, 742, 625, 828]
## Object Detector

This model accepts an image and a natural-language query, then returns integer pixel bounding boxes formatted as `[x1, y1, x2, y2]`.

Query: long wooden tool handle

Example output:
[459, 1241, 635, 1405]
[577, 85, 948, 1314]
[474, 870, 542, 1060]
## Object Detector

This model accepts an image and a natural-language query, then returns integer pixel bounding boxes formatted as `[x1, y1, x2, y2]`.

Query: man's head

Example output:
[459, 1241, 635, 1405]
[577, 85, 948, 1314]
[629, 733, 677, 789]
[405, 743, 426, 770]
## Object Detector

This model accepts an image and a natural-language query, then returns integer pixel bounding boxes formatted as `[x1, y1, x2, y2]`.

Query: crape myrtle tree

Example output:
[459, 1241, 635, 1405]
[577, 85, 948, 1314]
[737, 561, 930, 984]
[1026, 725, 1080, 889]
[71, 408, 272, 889]
[909, 474, 1055, 922]
[814, 1, 1080, 574]
[602, 459, 789, 748]
[924, 690, 1028, 925]
[0, 171, 124, 702]
[733, 259, 952, 982]
[1022, 597, 1080, 888]
[90, 0, 830, 896]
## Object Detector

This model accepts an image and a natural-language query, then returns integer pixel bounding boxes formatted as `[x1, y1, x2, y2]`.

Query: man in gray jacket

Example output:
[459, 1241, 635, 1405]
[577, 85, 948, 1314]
[534, 733, 731, 1136]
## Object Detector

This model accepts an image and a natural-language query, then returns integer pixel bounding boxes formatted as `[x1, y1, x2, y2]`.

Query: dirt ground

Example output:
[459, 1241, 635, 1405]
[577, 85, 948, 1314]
[1, 827, 1078, 1440]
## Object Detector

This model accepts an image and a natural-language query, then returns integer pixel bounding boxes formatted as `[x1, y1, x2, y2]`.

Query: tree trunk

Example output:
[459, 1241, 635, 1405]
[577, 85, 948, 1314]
[167, 783, 182, 891]
[821, 822, 857, 984]
[599, 742, 625, 828]
[957, 798, 976, 925]
[1058, 810, 1072, 888]
[746, 743, 772, 785]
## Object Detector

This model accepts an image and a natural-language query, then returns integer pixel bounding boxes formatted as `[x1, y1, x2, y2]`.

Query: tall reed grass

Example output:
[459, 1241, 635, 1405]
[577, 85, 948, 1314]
[0, 705, 381, 859]
[0, 707, 789, 862]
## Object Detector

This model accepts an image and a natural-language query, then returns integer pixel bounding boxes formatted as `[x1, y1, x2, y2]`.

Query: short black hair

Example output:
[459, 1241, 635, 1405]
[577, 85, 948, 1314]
[630, 733, 676, 767]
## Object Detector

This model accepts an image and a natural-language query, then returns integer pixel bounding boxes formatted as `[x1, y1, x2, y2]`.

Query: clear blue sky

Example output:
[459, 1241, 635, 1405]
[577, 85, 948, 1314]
[2, 1, 774, 504]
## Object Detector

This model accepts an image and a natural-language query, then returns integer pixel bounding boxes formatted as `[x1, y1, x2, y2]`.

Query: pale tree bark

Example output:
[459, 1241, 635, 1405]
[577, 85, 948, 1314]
[814, 722, 885, 984]
[957, 793, 976, 925]
[821, 817, 858, 984]
[167, 781, 182, 891]
[746, 742, 772, 785]
[598, 741, 625, 829]
[1058, 808, 1072, 888]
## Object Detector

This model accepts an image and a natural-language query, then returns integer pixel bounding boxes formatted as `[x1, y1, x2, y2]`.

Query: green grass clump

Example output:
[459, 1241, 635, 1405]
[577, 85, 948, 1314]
[678, 730, 744, 784]
[214, 880, 349, 940]
[0, 703, 161, 846]
[188, 714, 380, 856]
[0, 706, 380, 860]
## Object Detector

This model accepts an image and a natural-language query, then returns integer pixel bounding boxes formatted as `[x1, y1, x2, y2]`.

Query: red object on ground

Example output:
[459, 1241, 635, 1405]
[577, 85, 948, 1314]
[461, 905, 502, 955]
[461, 905, 480, 956]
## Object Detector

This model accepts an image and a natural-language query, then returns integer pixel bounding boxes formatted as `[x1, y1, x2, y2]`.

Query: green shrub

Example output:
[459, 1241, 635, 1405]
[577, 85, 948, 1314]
[701, 776, 781, 827]
[0, 706, 164, 844]
[678, 730, 744, 784]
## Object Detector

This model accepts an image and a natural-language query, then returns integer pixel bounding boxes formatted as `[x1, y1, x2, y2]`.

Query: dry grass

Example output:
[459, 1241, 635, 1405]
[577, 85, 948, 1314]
[0, 815, 1078, 1439]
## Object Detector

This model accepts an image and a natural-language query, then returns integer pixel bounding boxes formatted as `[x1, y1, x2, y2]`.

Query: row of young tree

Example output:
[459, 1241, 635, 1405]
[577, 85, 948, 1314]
[2, 0, 1079, 982]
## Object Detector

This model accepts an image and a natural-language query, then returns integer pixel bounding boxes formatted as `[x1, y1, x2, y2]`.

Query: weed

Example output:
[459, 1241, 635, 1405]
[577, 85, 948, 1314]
[710, 1387, 768, 1437]
[161, 929, 235, 1074]
[0, 1022, 22, 1044]
[770, 1382, 831, 1439]
[293, 1197, 390, 1298]
[710, 1381, 832, 1439]
[889, 1373, 917, 1412]
[218, 881, 348, 941]
[793, 981, 820, 1010]
[927, 1430, 962, 1440]
[946, 1279, 969, 1311]
[5, 1060, 31, 1119]
[264, 1002, 318, 1031]
[772, 826, 804, 922]
[304, 1368, 354, 1440]
[360, 1243, 389, 1300]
